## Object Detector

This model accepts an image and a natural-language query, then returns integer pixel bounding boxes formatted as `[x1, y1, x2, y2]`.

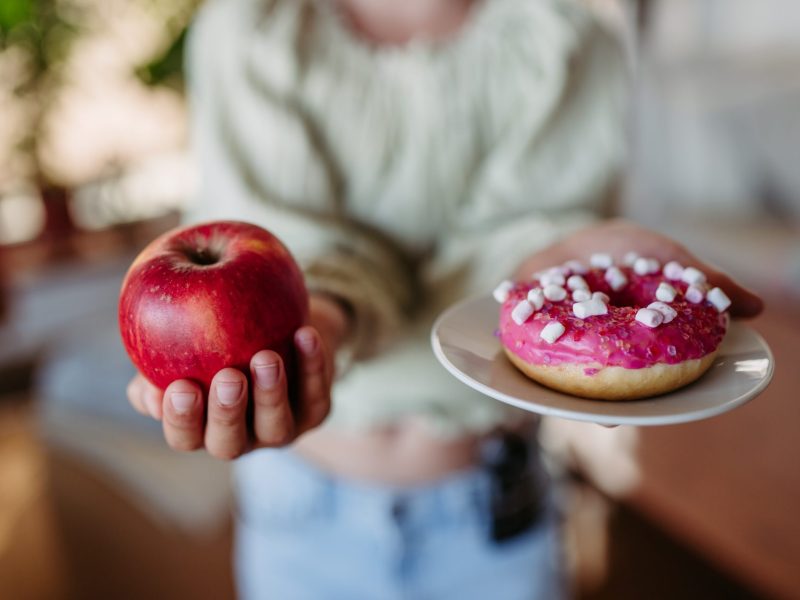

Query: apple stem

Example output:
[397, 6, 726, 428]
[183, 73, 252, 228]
[186, 247, 219, 266]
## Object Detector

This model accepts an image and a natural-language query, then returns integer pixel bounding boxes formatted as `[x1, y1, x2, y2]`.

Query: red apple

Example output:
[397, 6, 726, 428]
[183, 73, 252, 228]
[118, 220, 308, 392]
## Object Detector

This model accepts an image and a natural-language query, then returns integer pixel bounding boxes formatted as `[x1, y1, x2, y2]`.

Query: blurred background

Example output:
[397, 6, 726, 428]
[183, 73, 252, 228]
[0, 0, 798, 599]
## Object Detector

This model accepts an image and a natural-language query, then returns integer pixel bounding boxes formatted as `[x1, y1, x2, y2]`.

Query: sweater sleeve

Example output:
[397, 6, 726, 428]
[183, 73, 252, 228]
[184, 0, 416, 359]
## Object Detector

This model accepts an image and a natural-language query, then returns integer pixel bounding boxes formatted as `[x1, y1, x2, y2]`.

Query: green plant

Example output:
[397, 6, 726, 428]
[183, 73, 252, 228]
[1, 0, 79, 86]
[137, 25, 188, 91]
[136, 0, 201, 91]
[1, 0, 84, 183]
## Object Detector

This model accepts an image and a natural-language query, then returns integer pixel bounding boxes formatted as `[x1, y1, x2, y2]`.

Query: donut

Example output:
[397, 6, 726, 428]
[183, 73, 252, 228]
[494, 253, 730, 401]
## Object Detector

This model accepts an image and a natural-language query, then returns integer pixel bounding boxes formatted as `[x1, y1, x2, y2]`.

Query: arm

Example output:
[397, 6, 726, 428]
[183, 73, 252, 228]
[437, 12, 761, 322]
[126, 1, 414, 458]
[429, 6, 627, 302]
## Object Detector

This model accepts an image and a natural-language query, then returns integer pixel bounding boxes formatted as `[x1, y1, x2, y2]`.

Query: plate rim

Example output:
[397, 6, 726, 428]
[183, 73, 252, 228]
[431, 294, 775, 426]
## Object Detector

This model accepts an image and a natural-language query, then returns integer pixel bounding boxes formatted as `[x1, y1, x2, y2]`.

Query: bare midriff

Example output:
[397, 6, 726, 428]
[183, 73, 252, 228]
[294, 416, 537, 485]
[293, 420, 482, 485]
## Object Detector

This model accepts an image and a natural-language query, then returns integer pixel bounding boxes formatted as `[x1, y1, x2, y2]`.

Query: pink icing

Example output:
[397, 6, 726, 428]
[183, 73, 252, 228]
[499, 267, 728, 370]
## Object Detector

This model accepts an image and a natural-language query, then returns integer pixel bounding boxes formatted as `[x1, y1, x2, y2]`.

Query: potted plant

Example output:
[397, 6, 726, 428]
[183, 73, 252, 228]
[0, 0, 88, 242]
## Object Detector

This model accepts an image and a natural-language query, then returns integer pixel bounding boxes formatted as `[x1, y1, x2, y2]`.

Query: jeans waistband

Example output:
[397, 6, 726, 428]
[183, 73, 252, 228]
[234, 430, 548, 532]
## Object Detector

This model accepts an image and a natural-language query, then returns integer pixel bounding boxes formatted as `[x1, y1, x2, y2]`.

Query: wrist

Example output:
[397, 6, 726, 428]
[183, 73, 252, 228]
[309, 293, 353, 351]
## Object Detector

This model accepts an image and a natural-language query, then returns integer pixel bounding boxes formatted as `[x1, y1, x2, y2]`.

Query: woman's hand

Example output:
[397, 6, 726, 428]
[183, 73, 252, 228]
[126, 294, 350, 460]
[515, 219, 764, 319]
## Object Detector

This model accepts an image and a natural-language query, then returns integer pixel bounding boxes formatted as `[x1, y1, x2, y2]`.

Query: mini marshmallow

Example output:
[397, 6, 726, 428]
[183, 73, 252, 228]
[527, 287, 545, 310]
[681, 266, 707, 286]
[656, 282, 677, 303]
[540, 321, 566, 344]
[543, 284, 568, 302]
[707, 287, 731, 312]
[493, 280, 514, 303]
[573, 299, 608, 319]
[511, 300, 534, 325]
[563, 260, 588, 275]
[539, 271, 566, 287]
[590, 253, 614, 269]
[567, 275, 589, 291]
[592, 291, 610, 304]
[650, 258, 663, 274]
[572, 289, 591, 302]
[604, 266, 628, 291]
[633, 258, 648, 275]
[685, 285, 705, 304]
[647, 301, 677, 323]
[634, 257, 661, 276]
[622, 251, 640, 266]
[635, 308, 664, 328]
[663, 261, 684, 281]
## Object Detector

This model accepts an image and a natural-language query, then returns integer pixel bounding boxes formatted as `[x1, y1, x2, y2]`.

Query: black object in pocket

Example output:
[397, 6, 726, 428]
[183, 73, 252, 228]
[481, 432, 547, 543]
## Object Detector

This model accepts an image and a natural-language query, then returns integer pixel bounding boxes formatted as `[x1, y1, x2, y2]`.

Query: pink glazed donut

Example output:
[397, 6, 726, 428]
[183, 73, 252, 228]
[495, 254, 730, 401]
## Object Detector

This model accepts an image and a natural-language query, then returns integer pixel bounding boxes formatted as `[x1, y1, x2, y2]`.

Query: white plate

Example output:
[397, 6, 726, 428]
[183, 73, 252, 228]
[431, 294, 774, 426]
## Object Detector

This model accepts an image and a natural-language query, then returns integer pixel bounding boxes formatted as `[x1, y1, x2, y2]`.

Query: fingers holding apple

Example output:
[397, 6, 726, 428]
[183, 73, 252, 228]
[126, 327, 335, 460]
[294, 326, 333, 435]
[204, 368, 250, 459]
[119, 222, 351, 458]
[126, 373, 165, 419]
[118, 220, 309, 395]
[162, 378, 205, 452]
[243, 326, 335, 452]
[250, 350, 295, 447]
[122, 310, 342, 460]
[160, 325, 333, 459]
[126, 375, 149, 416]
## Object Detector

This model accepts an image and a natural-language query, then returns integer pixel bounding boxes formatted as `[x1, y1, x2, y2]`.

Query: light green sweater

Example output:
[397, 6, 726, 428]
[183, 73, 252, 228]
[185, 0, 626, 436]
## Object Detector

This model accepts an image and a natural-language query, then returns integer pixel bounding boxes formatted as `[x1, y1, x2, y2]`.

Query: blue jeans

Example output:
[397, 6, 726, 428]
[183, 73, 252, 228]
[233, 448, 566, 600]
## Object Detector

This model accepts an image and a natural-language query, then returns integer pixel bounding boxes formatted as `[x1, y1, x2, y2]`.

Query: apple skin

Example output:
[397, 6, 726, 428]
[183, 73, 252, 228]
[118, 220, 308, 392]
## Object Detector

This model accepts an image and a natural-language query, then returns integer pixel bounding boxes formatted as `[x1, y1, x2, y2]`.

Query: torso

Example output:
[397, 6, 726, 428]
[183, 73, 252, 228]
[295, 0, 517, 484]
[191, 0, 623, 470]
[293, 419, 484, 485]
[293, 414, 540, 485]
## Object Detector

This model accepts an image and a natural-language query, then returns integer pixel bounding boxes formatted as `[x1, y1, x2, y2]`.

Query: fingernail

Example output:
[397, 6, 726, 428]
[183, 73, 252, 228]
[171, 392, 196, 414]
[216, 381, 242, 406]
[296, 331, 317, 354]
[254, 363, 279, 389]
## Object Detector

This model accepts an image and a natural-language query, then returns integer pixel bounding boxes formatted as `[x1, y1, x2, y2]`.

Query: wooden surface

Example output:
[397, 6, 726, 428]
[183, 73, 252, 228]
[629, 308, 800, 600]
[0, 400, 67, 600]
[46, 453, 236, 600]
